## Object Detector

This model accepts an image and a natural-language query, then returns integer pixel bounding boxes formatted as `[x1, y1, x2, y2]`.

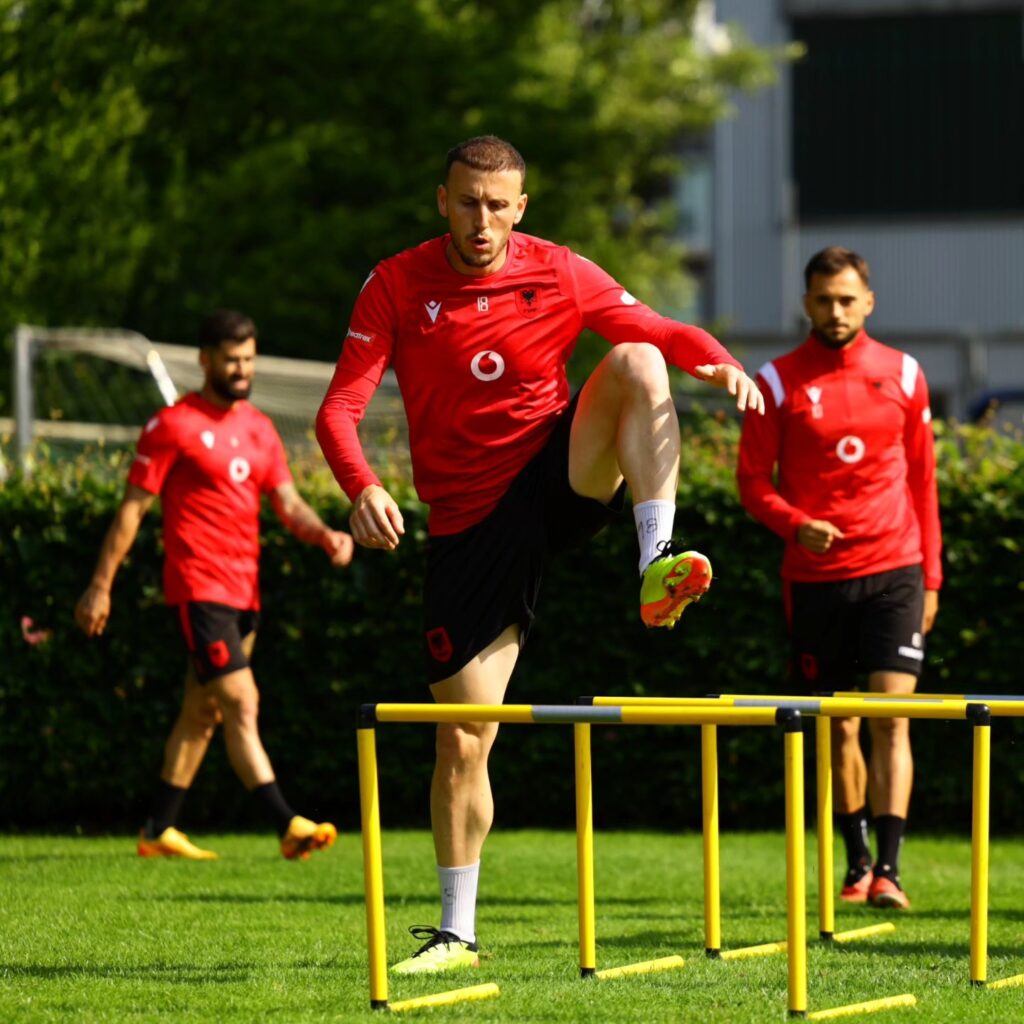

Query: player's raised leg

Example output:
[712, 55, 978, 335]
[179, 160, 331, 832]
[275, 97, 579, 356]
[391, 625, 519, 975]
[569, 342, 711, 628]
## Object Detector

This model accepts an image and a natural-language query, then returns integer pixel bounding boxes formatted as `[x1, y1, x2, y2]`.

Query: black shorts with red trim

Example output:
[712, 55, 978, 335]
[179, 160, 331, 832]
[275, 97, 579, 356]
[173, 602, 260, 684]
[422, 392, 625, 686]
[785, 564, 926, 691]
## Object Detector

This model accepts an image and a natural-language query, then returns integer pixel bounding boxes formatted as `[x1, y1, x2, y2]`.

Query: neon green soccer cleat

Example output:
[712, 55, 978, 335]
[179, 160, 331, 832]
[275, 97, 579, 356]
[390, 926, 481, 975]
[640, 543, 712, 628]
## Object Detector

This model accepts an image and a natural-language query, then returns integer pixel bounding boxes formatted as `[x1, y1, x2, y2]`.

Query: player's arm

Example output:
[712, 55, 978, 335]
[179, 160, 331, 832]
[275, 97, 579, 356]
[315, 265, 405, 551]
[269, 483, 354, 567]
[74, 484, 157, 637]
[736, 371, 840, 549]
[570, 253, 763, 413]
[904, 365, 942, 632]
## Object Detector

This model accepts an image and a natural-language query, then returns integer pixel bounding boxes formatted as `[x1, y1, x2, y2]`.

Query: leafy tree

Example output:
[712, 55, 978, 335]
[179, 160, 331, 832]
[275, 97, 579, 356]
[1, 0, 780, 364]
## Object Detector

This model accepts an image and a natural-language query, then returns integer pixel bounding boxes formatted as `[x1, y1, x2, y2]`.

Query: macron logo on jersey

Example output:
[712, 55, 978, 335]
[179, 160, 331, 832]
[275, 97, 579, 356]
[200, 430, 215, 450]
[425, 300, 442, 323]
[805, 386, 822, 404]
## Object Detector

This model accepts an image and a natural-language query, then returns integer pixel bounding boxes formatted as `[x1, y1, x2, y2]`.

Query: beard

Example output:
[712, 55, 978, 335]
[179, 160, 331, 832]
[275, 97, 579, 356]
[209, 375, 252, 403]
[812, 325, 857, 349]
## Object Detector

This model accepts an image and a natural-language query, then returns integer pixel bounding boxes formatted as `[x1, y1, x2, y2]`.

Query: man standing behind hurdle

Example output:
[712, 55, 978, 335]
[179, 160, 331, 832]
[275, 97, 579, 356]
[737, 247, 942, 911]
[317, 135, 763, 973]
[76, 309, 352, 861]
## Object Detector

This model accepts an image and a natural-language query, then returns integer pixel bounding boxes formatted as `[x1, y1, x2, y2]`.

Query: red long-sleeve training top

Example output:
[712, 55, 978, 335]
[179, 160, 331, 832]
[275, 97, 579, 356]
[737, 331, 942, 589]
[318, 231, 743, 536]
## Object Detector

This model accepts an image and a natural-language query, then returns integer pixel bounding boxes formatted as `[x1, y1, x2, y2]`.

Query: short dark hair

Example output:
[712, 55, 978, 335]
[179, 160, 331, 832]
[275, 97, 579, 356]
[198, 309, 257, 349]
[803, 247, 871, 290]
[445, 135, 526, 187]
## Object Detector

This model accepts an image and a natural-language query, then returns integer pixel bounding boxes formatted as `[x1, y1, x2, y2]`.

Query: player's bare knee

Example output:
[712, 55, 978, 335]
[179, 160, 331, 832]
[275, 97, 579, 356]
[436, 722, 492, 773]
[869, 715, 909, 744]
[833, 716, 861, 744]
[606, 342, 669, 397]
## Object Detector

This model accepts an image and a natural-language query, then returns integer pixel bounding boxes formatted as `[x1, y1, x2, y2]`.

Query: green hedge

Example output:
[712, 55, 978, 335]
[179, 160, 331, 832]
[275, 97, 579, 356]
[2, 419, 1023, 836]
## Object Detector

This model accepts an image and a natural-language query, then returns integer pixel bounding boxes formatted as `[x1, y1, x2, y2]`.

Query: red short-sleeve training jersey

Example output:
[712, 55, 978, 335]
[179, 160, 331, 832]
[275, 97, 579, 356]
[128, 392, 292, 608]
[736, 332, 942, 589]
[317, 231, 742, 535]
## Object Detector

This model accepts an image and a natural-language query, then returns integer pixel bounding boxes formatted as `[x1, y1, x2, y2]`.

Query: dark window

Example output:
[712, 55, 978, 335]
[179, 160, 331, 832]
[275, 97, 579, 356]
[792, 11, 1024, 219]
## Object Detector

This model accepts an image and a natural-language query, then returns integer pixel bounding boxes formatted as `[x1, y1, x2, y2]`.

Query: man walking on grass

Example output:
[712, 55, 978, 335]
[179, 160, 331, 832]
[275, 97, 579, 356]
[76, 309, 353, 861]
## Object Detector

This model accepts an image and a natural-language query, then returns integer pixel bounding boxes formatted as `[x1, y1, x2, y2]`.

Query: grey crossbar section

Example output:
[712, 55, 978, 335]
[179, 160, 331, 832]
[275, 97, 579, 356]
[732, 698, 821, 712]
[531, 705, 623, 724]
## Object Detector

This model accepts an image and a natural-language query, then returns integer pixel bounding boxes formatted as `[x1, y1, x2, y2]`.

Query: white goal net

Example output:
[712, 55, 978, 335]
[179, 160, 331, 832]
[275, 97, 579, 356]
[3, 324, 409, 481]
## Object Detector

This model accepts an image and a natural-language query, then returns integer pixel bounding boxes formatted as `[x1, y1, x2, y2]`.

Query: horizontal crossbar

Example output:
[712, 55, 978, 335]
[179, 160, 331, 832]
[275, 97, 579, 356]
[363, 703, 788, 727]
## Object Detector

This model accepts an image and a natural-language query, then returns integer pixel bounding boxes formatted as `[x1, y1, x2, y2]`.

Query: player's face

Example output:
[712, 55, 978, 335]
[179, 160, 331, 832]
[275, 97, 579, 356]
[437, 162, 527, 276]
[201, 337, 256, 404]
[803, 268, 875, 348]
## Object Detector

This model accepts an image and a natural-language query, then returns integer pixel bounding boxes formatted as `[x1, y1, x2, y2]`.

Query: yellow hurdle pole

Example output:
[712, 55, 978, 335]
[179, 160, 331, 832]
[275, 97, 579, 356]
[575, 723, 597, 978]
[702, 724, 722, 957]
[595, 955, 686, 979]
[815, 716, 835, 941]
[806, 993, 917, 1021]
[782, 710, 808, 1018]
[969, 704, 992, 986]
[832, 922, 896, 944]
[388, 983, 501, 1013]
[358, 722, 389, 1010]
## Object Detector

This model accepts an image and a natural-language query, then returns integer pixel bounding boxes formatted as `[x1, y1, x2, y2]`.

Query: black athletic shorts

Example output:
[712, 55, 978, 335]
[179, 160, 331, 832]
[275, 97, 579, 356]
[422, 392, 626, 685]
[785, 565, 926, 692]
[173, 602, 260, 684]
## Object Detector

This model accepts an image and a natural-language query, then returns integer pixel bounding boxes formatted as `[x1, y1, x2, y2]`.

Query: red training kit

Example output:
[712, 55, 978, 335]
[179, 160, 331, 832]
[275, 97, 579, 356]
[128, 393, 292, 608]
[317, 231, 741, 535]
[737, 331, 942, 589]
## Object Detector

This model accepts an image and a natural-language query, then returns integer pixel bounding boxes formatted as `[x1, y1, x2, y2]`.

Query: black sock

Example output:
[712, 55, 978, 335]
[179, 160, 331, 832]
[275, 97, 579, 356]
[873, 815, 906, 880]
[145, 781, 188, 838]
[836, 807, 872, 874]
[252, 781, 295, 836]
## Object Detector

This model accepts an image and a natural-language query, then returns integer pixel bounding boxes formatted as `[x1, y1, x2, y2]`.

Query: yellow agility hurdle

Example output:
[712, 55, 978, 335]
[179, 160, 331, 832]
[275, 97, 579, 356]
[829, 690, 1024, 990]
[357, 702, 809, 1015]
[592, 693, 1000, 992]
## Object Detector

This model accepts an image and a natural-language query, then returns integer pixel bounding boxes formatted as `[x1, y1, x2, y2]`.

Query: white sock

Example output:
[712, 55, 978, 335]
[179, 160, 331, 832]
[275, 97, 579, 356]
[437, 861, 479, 943]
[634, 500, 676, 574]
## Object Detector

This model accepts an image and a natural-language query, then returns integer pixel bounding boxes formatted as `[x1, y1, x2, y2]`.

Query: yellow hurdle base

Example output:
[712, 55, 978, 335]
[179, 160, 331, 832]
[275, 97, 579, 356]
[987, 973, 1024, 990]
[807, 994, 916, 1020]
[719, 940, 787, 960]
[832, 922, 897, 944]
[595, 955, 686, 980]
[388, 983, 500, 1013]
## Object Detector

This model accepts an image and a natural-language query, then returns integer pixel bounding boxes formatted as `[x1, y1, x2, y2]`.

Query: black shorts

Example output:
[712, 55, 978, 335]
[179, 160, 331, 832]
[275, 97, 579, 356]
[173, 602, 260, 684]
[786, 565, 926, 692]
[422, 393, 625, 685]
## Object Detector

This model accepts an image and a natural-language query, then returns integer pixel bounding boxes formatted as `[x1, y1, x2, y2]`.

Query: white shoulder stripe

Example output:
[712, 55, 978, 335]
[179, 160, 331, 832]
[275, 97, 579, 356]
[901, 354, 919, 398]
[758, 361, 785, 407]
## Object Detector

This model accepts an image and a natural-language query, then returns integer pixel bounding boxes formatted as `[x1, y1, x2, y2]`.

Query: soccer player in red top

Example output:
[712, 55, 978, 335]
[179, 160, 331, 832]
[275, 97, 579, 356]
[737, 248, 942, 911]
[316, 136, 764, 973]
[75, 310, 354, 861]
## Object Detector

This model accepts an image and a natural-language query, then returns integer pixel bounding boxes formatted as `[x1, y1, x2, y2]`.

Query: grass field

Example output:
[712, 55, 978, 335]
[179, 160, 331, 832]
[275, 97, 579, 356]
[1, 830, 1023, 1021]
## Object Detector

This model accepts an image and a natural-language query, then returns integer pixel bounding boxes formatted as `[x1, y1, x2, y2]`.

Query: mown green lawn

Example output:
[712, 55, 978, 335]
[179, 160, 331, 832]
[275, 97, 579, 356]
[1, 830, 1022, 1021]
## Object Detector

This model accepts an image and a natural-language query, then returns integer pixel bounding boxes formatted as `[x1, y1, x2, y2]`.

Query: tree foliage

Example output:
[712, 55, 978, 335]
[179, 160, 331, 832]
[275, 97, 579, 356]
[1, 0, 778, 362]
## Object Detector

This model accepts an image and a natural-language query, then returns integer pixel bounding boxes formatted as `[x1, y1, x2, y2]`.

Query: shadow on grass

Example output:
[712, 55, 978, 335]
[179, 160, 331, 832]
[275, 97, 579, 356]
[0, 962, 252, 983]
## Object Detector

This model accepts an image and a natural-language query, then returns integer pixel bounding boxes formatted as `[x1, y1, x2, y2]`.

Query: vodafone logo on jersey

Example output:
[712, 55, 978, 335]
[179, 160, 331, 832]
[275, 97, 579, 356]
[835, 435, 866, 464]
[471, 350, 505, 382]
[229, 456, 252, 483]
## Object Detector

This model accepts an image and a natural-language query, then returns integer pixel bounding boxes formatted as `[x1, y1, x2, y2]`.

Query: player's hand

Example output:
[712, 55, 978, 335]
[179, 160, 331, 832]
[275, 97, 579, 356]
[321, 529, 355, 567]
[922, 589, 939, 634]
[350, 484, 405, 551]
[796, 519, 845, 554]
[75, 583, 111, 637]
[694, 364, 765, 414]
